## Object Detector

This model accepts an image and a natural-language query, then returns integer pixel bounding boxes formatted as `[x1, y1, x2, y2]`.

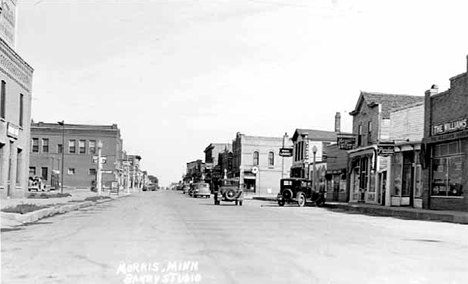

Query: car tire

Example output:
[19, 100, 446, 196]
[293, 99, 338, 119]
[239, 201, 243, 206]
[225, 189, 236, 201]
[278, 200, 285, 206]
[282, 188, 293, 200]
[235, 201, 238, 205]
[297, 192, 306, 207]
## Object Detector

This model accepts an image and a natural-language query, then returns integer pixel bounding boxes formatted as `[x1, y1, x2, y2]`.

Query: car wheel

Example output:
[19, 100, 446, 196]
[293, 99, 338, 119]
[278, 200, 285, 206]
[225, 189, 236, 201]
[282, 188, 293, 200]
[297, 192, 306, 207]
[235, 201, 238, 206]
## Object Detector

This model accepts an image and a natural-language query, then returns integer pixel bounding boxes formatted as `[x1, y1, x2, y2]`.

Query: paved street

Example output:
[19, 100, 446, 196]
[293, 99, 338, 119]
[2, 191, 468, 284]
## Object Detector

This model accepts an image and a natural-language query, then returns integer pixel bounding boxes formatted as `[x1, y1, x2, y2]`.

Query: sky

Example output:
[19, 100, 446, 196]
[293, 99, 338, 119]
[15, 0, 468, 186]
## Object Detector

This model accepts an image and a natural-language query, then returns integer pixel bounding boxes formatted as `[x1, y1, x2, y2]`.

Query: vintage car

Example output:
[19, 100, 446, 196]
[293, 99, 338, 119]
[277, 178, 325, 207]
[214, 178, 244, 206]
[192, 182, 211, 198]
[182, 184, 190, 194]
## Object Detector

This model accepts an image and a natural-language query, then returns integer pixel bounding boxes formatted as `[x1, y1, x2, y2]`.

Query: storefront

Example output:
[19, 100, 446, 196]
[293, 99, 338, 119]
[390, 142, 423, 208]
[348, 145, 390, 205]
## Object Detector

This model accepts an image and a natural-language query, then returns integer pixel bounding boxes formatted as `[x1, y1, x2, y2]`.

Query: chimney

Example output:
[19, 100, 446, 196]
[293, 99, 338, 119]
[429, 84, 439, 96]
[335, 112, 341, 133]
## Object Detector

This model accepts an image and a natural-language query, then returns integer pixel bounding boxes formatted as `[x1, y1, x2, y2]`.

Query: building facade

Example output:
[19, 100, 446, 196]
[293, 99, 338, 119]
[388, 102, 424, 208]
[231, 132, 292, 196]
[348, 92, 424, 205]
[290, 129, 336, 179]
[29, 122, 123, 189]
[0, 18, 34, 198]
[324, 143, 349, 202]
[422, 57, 468, 211]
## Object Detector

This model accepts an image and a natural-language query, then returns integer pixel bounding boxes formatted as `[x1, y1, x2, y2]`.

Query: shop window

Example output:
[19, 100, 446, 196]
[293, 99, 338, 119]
[268, 152, 274, 166]
[41, 167, 48, 181]
[42, 138, 49, 153]
[79, 140, 86, 154]
[401, 152, 414, 196]
[393, 153, 403, 196]
[32, 138, 39, 153]
[253, 151, 259, 166]
[431, 141, 464, 197]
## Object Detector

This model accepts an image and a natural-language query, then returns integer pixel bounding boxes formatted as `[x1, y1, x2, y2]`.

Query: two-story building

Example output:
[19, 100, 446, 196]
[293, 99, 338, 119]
[422, 56, 468, 212]
[348, 92, 424, 204]
[231, 132, 292, 196]
[29, 122, 124, 190]
[0, 1, 34, 198]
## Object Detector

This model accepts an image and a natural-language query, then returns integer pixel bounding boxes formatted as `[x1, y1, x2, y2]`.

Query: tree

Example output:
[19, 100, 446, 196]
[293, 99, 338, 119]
[148, 175, 159, 184]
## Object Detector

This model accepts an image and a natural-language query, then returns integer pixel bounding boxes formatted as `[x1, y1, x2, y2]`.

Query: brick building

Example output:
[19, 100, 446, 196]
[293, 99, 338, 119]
[231, 132, 293, 196]
[348, 92, 424, 205]
[0, 1, 34, 198]
[29, 122, 123, 189]
[422, 56, 468, 212]
[204, 143, 230, 190]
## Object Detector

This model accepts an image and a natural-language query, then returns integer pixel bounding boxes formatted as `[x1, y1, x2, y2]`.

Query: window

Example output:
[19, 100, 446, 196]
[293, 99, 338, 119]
[41, 167, 48, 181]
[29, 166, 36, 176]
[1, 80, 5, 119]
[58, 144, 63, 154]
[79, 140, 86, 154]
[19, 94, 24, 127]
[68, 168, 75, 175]
[32, 138, 39, 152]
[42, 138, 49, 153]
[367, 121, 372, 145]
[89, 168, 97, 175]
[253, 151, 259, 166]
[431, 141, 464, 197]
[268, 151, 274, 166]
[357, 124, 363, 147]
[68, 140, 76, 154]
[89, 140, 96, 155]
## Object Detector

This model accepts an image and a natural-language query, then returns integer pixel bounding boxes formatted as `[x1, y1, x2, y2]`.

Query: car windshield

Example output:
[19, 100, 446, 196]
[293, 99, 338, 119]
[222, 179, 239, 186]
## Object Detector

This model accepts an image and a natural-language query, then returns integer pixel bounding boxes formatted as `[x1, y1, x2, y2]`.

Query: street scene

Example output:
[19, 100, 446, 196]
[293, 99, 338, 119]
[1, 0, 468, 283]
[2, 191, 468, 284]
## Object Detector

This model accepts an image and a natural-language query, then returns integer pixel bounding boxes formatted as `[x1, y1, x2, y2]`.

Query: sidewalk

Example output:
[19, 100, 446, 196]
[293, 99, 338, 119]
[250, 196, 468, 224]
[1, 188, 130, 230]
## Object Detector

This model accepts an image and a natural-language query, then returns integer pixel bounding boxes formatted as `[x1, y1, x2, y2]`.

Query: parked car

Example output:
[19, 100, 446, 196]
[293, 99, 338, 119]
[277, 178, 325, 207]
[28, 176, 47, 192]
[214, 178, 244, 206]
[192, 182, 211, 198]
[183, 184, 190, 194]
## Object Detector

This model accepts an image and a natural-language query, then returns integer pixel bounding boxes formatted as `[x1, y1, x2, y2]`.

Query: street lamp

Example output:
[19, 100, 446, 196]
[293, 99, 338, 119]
[96, 140, 103, 196]
[312, 145, 317, 191]
[57, 120, 65, 194]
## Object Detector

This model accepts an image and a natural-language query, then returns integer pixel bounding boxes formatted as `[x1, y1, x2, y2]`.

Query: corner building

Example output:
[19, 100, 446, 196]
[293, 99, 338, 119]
[422, 56, 468, 211]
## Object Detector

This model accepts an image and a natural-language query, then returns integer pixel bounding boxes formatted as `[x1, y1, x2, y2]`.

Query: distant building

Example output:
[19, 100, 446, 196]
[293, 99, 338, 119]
[0, 2, 34, 198]
[348, 91, 424, 205]
[29, 122, 123, 189]
[185, 159, 205, 183]
[126, 154, 143, 190]
[204, 143, 231, 189]
[231, 132, 293, 196]
[422, 56, 468, 212]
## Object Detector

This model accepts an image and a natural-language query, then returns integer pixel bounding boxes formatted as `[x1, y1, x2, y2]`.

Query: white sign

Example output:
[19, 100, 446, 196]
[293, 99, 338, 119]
[6, 122, 19, 139]
[0, 0, 17, 48]
[92, 156, 107, 164]
[102, 170, 113, 174]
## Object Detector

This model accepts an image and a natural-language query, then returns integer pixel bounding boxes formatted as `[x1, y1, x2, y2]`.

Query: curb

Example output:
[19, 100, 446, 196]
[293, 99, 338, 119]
[1, 195, 127, 229]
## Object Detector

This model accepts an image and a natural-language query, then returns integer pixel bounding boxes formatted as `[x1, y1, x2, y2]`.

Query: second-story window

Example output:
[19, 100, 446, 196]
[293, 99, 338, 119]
[357, 125, 363, 147]
[69, 140, 76, 154]
[19, 94, 24, 127]
[32, 138, 39, 152]
[1, 80, 5, 119]
[89, 140, 96, 155]
[79, 140, 86, 154]
[268, 152, 274, 166]
[42, 138, 49, 153]
[367, 121, 372, 145]
[58, 144, 63, 153]
[253, 151, 259, 166]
